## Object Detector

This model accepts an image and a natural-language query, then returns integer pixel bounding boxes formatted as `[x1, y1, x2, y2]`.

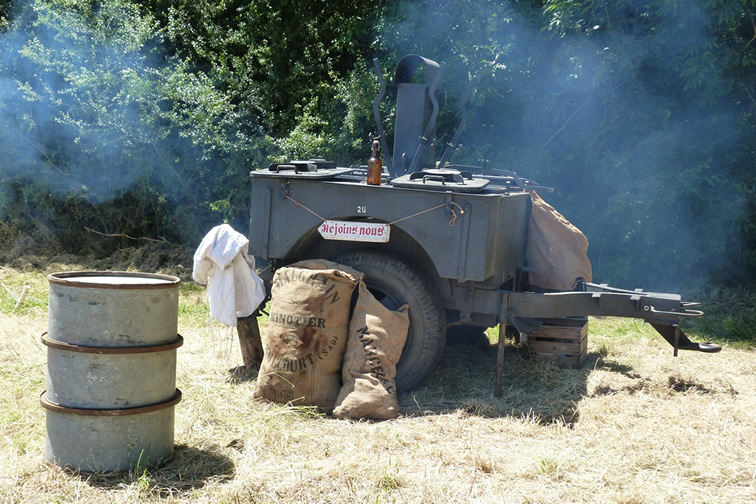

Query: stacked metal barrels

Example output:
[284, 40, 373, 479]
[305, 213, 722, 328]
[41, 271, 182, 472]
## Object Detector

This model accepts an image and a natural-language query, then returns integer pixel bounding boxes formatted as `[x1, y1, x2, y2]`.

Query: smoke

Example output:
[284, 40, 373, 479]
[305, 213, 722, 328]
[375, 0, 754, 289]
[0, 2, 156, 207]
[0, 1, 254, 248]
[1, 1, 752, 287]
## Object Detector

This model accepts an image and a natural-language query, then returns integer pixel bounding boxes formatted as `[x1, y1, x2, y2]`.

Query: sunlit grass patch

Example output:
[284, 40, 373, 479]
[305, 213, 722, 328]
[687, 286, 756, 348]
[0, 263, 753, 503]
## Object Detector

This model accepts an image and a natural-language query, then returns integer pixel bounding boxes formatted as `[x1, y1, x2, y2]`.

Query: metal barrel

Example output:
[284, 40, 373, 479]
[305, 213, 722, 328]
[43, 334, 182, 409]
[47, 271, 179, 346]
[41, 391, 181, 473]
[43, 271, 182, 472]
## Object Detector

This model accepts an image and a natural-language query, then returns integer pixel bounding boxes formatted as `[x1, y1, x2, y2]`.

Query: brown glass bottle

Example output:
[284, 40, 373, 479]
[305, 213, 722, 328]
[366, 139, 382, 185]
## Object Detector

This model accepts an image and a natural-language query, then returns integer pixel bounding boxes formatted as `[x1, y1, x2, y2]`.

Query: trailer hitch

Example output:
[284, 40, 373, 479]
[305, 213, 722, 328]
[502, 282, 722, 355]
[649, 322, 721, 356]
[643, 302, 703, 319]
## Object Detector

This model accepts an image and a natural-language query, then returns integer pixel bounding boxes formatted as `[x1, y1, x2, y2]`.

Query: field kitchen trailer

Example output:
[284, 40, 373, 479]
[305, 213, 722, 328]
[246, 55, 720, 394]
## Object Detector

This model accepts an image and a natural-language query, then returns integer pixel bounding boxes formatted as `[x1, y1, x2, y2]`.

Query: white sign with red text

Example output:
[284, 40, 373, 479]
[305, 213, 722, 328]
[318, 220, 390, 243]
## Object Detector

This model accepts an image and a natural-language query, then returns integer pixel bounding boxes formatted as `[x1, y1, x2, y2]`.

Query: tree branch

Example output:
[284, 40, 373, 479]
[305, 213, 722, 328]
[743, 11, 756, 52]
[745, 85, 756, 108]
[84, 226, 166, 243]
[541, 102, 588, 150]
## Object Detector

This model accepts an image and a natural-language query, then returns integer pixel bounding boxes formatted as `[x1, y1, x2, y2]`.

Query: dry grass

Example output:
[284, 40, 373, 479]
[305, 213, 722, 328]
[0, 263, 754, 503]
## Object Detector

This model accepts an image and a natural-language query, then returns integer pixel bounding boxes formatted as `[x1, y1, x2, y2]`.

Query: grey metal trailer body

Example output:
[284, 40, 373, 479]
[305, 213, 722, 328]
[247, 55, 719, 392]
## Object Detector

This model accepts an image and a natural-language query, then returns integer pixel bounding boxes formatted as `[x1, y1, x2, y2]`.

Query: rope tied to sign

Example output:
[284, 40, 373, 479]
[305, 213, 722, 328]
[283, 193, 464, 227]
[284, 194, 328, 221]
[446, 201, 464, 227]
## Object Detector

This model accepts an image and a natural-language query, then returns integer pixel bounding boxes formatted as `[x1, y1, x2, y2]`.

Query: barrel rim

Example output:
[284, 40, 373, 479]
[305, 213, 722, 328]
[41, 332, 184, 354]
[40, 389, 182, 416]
[47, 271, 181, 290]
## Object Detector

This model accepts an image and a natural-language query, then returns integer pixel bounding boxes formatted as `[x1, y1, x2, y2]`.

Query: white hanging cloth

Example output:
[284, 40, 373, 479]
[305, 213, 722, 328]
[192, 224, 266, 326]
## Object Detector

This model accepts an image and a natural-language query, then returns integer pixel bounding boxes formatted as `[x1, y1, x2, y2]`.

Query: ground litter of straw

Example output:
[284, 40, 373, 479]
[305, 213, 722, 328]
[0, 265, 754, 503]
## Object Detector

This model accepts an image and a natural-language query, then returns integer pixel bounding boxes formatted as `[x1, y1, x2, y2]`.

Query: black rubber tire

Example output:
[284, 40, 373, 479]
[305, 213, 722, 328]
[331, 250, 446, 391]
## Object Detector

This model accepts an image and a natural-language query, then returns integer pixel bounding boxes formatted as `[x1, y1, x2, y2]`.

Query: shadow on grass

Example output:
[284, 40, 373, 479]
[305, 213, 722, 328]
[666, 375, 719, 394]
[399, 331, 734, 424]
[84, 443, 234, 496]
[215, 326, 731, 426]
[397, 339, 596, 426]
[227, 364, 261, 384]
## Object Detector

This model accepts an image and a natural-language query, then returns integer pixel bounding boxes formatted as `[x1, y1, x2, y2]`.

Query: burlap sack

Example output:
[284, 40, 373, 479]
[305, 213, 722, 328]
[526, 191, 592, 291]
[332, 281, 409, 420]
[254, 259, 362, 412]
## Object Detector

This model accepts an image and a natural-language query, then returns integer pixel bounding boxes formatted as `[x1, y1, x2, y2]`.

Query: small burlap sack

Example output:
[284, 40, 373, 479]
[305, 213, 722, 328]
[526, 191, 592, 291]
[332, 281, 409, 420]
[254, 259, 362, 412]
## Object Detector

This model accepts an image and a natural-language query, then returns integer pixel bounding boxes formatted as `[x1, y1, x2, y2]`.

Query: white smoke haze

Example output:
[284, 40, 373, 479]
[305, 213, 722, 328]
[374, 0, 754, 289]
[0, 3, 160, 208]
[0, 0, 752, 288]
[0, 0, 262, 247]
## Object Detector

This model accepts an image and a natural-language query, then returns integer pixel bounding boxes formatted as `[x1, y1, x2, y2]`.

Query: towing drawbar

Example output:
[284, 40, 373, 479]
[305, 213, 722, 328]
[502, 282, 721, 355]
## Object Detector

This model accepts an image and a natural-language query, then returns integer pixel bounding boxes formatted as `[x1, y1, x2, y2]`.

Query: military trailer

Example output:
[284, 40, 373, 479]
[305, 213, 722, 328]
[247, 55, 719, 393]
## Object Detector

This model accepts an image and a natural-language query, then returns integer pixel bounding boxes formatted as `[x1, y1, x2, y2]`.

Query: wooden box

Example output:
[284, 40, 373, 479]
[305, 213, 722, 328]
[526, 317, 588, 369]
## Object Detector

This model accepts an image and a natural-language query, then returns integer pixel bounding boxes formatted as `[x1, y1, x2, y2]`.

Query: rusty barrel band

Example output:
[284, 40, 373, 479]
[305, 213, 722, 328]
[40, 389, 182, 417]
[41, 332, 184, 354]
[47, 271, 181, 290]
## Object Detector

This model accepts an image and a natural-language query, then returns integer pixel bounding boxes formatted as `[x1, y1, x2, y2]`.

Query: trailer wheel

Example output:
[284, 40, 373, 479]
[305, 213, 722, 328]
[331, 250, 446, 391]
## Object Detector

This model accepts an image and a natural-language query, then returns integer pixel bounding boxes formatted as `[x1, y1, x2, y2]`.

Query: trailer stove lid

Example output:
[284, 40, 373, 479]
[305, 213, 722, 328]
[390, 168, 489, 193]
[250, 159, 355, 179]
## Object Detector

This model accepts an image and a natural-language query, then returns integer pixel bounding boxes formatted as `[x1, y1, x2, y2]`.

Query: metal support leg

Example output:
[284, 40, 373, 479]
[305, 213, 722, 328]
[673, 324, 680, 357]
[495, 321, 507, 397]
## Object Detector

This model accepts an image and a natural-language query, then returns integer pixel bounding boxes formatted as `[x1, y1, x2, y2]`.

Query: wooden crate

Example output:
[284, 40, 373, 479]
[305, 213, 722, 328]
[526, 317, 588, 369]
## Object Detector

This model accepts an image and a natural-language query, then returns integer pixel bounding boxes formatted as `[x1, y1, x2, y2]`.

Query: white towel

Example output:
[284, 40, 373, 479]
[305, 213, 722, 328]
[192, 224, 266, 326]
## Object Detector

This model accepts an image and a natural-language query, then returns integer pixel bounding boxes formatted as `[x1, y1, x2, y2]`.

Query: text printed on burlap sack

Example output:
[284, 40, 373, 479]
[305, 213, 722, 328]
[269, 312, 326, 328]
[272, 271, 343, 305]
[357, 326, 396, 396]
[270, 352, 316, 372]
[319, 335, 340, 360]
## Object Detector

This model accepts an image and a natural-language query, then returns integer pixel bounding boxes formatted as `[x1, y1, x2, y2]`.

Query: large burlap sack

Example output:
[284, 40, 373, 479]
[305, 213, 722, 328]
[254, 259, 362, 412]
[332, 281, 409, 420]
[526, 191, 592, 291]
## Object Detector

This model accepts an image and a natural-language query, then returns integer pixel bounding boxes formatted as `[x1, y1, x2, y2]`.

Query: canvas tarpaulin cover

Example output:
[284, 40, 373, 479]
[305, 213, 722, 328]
[526, 191, 592, 291]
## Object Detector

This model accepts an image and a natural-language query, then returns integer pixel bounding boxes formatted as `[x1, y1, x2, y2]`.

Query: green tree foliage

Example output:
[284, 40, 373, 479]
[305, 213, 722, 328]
[0, 0, 269, 255]
[0, 1, 10, 31]
[366, 0, 756, 288]
[537, 0, 756, 287]
[136, 0, 386, 162]
[0, 0, 753, 290]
